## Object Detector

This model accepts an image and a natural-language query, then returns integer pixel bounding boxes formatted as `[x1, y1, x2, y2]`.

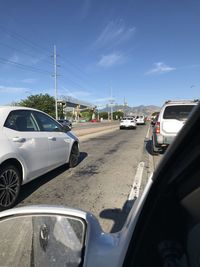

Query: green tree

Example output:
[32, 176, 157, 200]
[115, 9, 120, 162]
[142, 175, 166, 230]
[151, 111, 159, 117]
[113, 111, 124, 120]
[18, 94, 57, 118]
[80, 110, 93, 121]
[99, 112, 108, 119]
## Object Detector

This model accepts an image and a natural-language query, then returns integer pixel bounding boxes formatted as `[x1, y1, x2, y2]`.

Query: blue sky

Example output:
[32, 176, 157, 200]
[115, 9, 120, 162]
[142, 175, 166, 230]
[0, 0, 200, 107]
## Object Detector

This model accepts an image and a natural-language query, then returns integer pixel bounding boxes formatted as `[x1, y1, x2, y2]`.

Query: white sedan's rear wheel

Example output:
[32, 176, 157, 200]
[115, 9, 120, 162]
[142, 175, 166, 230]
[0, 165, 21, 210]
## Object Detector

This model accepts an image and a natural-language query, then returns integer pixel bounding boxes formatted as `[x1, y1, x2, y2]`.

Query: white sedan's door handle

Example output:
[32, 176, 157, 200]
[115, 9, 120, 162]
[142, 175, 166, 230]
[12, 137, 26, 142]
[48, 136, 56, 141]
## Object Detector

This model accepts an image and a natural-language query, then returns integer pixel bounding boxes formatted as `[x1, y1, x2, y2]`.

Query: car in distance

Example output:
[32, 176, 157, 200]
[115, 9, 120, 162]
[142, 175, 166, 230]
[152, 99, 198, 153]
[0, 102, 200, 266]
[120, 117, 136, 129]
[90, 119, 100, 123]
[136, 115, 145, 125]
[0, 106, 80, 210]
[151, 112, 159, 126]
[151, 112, 160, 125]
[57, 119, 72, 129]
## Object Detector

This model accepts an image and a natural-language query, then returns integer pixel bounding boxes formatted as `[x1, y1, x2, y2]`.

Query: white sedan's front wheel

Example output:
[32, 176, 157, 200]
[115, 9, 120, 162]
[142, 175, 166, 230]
[0, 165, 21, 210]
[69, 144, 80, 168]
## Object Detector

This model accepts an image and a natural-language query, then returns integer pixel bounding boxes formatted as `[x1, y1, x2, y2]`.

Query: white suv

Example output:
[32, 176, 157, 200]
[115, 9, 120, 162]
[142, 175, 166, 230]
[120, 117, 136, 129]
[152, 99, 198, 153]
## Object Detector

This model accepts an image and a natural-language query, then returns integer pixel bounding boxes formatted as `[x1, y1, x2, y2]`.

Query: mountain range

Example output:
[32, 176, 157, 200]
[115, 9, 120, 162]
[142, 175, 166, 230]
[100, 105, 160, 116]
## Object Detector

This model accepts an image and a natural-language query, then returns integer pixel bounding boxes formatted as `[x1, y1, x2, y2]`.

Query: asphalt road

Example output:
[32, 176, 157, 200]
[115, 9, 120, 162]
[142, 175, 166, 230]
[17, 124, 151, 233]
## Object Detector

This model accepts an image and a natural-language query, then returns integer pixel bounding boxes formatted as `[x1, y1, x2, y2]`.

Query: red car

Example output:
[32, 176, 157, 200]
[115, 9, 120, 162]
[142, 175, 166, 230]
[90, 119, 100, 122]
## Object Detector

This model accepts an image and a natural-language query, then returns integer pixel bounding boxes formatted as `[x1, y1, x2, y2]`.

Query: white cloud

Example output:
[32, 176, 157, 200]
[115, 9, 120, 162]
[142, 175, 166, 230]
[0, 85, 30, 94]
[94, 97, 112, 103]
[60, 87, 92, 99]
[97, 53, 125, 67]
[21, 78, 37, 84]
[8, 52, 19, 63]
[146, 62, 176, 75]
[70, 91, 91, 97]
[93, 20, 135, 49]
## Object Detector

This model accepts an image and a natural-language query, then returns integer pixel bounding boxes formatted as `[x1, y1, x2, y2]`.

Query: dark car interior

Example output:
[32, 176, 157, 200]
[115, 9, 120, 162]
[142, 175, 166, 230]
[124, 105, 200, 267]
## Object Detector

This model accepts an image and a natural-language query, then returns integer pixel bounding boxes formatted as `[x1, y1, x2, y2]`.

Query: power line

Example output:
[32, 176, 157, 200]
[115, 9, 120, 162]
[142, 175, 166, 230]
[0, 25, 98, 94]
[0, 25, 102, 100]
[0, 42, 52, 65]
[59, 57, 100, 92]
[59, 76, 91, 93]
[0, 25, 52, 55]
[0, 56, 51, 75]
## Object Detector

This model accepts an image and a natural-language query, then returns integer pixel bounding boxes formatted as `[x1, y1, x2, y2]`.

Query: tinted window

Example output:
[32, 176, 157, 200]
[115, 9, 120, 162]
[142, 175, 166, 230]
[34, 111, 63, 132]
[123, 117, 134, 120]
[163, 105, 195, 120]
[4, 110, 38, 132]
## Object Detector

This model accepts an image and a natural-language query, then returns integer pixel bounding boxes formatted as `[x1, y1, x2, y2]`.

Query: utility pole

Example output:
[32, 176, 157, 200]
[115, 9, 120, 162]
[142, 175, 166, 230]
[123, 97, 127, 116]
[110, 86, 113, 121]
[107, 104, 109, 120]
[53, 45, 58, 120]
[109, 86, 114, 121]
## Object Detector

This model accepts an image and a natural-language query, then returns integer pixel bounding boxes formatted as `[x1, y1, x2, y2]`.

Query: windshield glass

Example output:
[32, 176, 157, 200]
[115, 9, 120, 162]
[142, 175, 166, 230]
[0, 0, 199, 240]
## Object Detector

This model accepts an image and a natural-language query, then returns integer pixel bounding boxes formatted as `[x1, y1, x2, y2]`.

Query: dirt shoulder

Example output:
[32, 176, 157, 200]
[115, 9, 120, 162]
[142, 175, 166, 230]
[73, 123, 119, 137]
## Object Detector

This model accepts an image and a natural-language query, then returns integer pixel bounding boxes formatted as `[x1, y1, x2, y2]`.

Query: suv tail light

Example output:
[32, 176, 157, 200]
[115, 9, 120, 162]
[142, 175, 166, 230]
[155, 121, 160, 134]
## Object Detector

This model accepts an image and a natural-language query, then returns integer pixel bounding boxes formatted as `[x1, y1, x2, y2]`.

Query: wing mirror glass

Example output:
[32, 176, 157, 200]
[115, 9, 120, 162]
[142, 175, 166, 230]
[63, 125, 71, 132]
[0, 213, 86, 267]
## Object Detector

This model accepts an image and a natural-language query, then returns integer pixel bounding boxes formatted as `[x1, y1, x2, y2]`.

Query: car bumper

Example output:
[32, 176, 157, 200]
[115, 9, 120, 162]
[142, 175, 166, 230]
[155, 134, 176, 146]
[120, 125, 136, 128]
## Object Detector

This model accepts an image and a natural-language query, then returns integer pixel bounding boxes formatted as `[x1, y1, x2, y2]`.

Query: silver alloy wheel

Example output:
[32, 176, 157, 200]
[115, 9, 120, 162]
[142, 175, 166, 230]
[0, 166, 21, 209]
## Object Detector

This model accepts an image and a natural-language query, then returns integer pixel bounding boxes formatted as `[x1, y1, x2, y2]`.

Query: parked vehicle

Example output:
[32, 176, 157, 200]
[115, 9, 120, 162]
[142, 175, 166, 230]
[119, 117, 136, 129]
[90, 119, 100, 123]
[0, 102, 200, 267]
[57, 119, 72, 129]
[136, 115, 145, 125]
[0, 106, 80, 210]
[151, 112, 159, 126]
[152, 99, 198, 153]
[151, 113, 159, 126]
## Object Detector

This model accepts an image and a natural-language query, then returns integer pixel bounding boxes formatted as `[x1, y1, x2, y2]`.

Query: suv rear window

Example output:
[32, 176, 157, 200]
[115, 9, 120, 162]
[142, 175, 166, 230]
[163, 105, 195, 120]
[123, 117, 134, 120]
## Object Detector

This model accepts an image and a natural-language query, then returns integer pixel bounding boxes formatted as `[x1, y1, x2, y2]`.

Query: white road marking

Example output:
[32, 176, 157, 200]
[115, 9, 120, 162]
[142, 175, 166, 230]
[128, 161, 145, 201]
[145, 123, 155, 174]
[145, 123, 151, 139]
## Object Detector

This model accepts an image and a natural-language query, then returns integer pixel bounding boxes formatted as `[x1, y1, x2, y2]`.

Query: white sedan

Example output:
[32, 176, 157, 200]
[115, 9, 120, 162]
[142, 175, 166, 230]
[0, 106, 80, 210]
[119, 117, 137, 129]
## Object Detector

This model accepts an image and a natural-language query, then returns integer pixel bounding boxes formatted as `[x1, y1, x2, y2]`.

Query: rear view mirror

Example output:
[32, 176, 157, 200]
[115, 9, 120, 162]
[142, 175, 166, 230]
[0, 212, 86, 267]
